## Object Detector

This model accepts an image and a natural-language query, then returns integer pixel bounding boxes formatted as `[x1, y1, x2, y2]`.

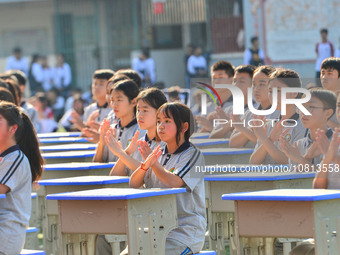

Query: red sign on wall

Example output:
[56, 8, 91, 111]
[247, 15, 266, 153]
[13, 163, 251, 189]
[153, 2, 164, 14]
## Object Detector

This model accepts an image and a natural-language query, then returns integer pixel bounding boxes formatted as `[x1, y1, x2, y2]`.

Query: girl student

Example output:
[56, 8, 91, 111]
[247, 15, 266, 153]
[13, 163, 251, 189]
[93, 79, 142, 163]
[105, 87, 168, 176]
[129, 102, 206, 255]
[95, 88, 168, 255]
[0, 102, 44, 255]
[229, 65, 279, 148]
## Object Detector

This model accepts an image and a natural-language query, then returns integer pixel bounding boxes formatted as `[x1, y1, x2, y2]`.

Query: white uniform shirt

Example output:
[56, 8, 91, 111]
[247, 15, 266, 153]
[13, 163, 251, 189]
[53, 63, 72, 89]
[6, 56, 29, 76]
[83, 102, 111, 124]
[144, 141, 206, 253]
[0, 145, 32, 254]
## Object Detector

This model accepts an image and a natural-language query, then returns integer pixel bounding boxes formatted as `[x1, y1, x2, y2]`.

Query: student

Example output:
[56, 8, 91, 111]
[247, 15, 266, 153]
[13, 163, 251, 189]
[0, 102, 44, 255]
[106, 87, 167, 176]
[71, 69, 114, 131]
[244, 36, 265, 66]
[59, 94, 86, 131]
[132, 49, 156, 87]
[33, 92, 58, 133]
[249, 68, 307, 165]
[81, 74, 131, 143]
[229, 65, 278, 148]
[209, 64, 255, 138]
[320, 57, 340, 129]
[93, 79, 141, 163]
[95, 88, 167, 255]
[53, 53, 72, 92]
[195, 60, 235, 132]
[28, 54, 43, 94]
[7, 71, 39, 132]
[115, 69, 142, 89]
[315, 28, 334, 85]
[129, 102, 206, 255]
[0, 87, 15, 103]
[280, 88, 336, 167]
[187, 46, 207, 78]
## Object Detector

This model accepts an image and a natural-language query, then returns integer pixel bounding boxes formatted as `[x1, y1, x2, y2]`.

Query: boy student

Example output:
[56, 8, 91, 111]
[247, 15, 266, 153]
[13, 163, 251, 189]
[229, 65, 279, 148]
[280, 88, 336, 167]
[195, 60, 235, 132]
[249, 68, 307, 165]
[209, 64, 255, 139]
[70, 69, 114, 131]
[320, 57, 340, 129]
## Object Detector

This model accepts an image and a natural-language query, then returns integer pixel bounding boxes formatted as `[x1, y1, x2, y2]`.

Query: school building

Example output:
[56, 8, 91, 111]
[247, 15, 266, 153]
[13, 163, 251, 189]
[0, 0, 339, 90]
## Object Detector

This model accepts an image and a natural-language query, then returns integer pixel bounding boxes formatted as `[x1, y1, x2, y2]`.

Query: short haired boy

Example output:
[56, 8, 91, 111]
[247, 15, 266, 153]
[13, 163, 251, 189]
[71, 69, 114, 131]
[209, 65, 255, 138]
[280, 88, 336, 168]
[320, 57, 340, 129]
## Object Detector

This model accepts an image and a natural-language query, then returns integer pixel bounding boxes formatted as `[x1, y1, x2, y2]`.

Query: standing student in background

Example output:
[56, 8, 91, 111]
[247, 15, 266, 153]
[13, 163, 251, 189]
[53, 53, 72, 94]
[6, 47, 29, 76]
[28, 54, 43, 94]
[0, 102, 44, 255]
[315, 28, 334, 86]
[187, 46, 207, 78]
[244, 36, 265, 66]
[129, 102, 206, 255]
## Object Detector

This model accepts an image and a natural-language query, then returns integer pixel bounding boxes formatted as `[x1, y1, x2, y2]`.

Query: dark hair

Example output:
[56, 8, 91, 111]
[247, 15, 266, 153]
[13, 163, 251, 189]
[157, 102, 195, 145]
[13, 47, 21, 53]
[0, 80, 19, 105]
[254, 65, 276, 76]
[115, 69, 142, 89]
[211, 60, 235, 77]
[137, 88, 167, 110]
[30, 54, 40, 66]
[9, 70, 27, 86]
[251, 36, 259, 44]
[321, 57, 340, 77]
[107, 74, 130, 93]
[142, 48, 150, 59]
[0, 87, 15, 103]
[0, 102, 44, 182]
[93, 69, 115, 80]
[112, 79, 140, 114]
[35, 92, 49, 107]
[320, 28, 328, 34]
[235, 64, 256, 78]
[269, 68, 302, 88]
[309, 88, 337, 120]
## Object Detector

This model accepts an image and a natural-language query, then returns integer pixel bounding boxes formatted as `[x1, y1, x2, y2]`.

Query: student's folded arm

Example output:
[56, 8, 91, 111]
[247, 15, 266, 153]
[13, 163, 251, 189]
[129, 167, 146, 189]
[93, 141, 105, 162]
[249, 144, 268, 164]
[0, 184, 9, 194]
[151, 162, 185, 188]
[209, 125, 233, 139]
[259, 137, 289, 164]
[229, 128, 256, 148]
[110, 151, 141, 176]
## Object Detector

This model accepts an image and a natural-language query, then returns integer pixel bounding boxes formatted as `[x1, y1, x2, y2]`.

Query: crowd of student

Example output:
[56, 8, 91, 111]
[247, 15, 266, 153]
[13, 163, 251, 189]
[1, 53, 340, 254]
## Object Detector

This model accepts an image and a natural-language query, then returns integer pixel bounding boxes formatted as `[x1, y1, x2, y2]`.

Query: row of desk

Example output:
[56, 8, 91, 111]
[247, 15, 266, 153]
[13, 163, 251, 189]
[32, 132, 335, 255]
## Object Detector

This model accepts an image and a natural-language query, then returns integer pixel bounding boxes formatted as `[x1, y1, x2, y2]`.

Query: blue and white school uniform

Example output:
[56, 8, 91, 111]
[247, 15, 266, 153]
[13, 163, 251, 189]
[0, 145, 31, 255]
[144, 141, 206, 254]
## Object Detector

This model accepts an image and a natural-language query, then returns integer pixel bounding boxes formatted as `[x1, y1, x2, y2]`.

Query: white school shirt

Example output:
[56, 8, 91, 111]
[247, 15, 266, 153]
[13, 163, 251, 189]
[20, 101, 40, 133]
[290, 128, 333, 167]
[41, 67, 54, 92]
[230, 106, 280, 148]
[53, 63, 72, 89]
[315, 41, 334, 71]
[124, 134, 166, 176]
[83, 102, 111, 124]
[0, 145, 31, 254]
[253, 113, 307, 165]
[144, 141, 206, 253]
[187, 55, 207, 76]
[103, 119, 146, 163]
[6, 56, 29, 76]
[132, 57, 156, 84]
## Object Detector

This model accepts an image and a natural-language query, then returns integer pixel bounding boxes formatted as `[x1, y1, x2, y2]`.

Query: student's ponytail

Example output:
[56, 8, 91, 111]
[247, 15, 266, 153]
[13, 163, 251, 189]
[0, 102, 44, 182]
[19, 112, 44, 182]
